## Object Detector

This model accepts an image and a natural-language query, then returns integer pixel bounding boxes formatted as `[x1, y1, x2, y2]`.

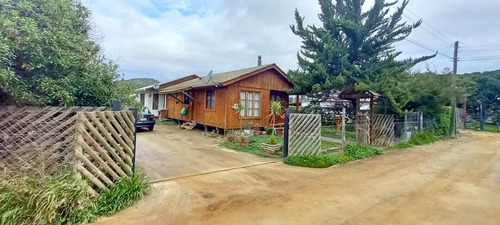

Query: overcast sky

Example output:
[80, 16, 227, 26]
[83, 0, 500, 82]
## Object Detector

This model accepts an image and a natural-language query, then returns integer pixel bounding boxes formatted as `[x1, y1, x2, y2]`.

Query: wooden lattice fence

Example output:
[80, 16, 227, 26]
[0, 106, 137, 195]
[370, 114, 395, 147]
[288, 114, 321, 156]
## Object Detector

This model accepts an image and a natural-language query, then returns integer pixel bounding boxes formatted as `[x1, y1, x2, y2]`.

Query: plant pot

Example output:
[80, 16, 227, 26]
[240, 140, 250, 146]
[227, 136, 235, 141]
[275, 128, 284, 134]
[261, 143, 281, 155]
[253, 130, 260, 136]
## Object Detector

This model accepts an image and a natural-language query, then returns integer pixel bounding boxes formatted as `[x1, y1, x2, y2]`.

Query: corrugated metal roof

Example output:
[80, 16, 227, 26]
[160, 64, 275, 93]
[134, 74, 199, 92]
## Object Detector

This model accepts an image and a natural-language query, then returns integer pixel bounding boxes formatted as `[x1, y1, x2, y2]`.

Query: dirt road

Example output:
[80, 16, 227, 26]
[135, 125, 274, 181]
[94, 131, 500, 225]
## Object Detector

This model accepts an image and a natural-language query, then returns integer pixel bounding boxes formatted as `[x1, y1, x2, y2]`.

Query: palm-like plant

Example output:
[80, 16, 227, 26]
[268, 101, 283, 134]
[233, 103, 245, 131]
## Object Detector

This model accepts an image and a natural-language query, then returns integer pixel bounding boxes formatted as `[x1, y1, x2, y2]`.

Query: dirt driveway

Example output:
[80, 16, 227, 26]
[135, 125, 274, 181]
[95, 131, 500, 225]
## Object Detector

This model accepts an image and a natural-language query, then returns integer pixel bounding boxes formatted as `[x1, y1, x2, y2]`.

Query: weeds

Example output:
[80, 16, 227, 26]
[0, 171, 150, 225]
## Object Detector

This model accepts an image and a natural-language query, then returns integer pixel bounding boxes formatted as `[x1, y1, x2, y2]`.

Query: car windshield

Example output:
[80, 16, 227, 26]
[142, 108, 151, 114]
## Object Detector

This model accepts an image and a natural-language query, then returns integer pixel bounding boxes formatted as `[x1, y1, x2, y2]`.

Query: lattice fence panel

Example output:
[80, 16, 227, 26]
[370, 114, 395, 147]
[0, 106, 109, 174]
[74, 111, 136, 194]
[288, 114, 321, 156]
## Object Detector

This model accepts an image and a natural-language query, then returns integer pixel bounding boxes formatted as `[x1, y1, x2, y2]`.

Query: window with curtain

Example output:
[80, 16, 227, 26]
[240, 91, 260, 117]
[206, 90, 215, 109]
[140, 93, 145, 106]
[152, 94, 159, 110]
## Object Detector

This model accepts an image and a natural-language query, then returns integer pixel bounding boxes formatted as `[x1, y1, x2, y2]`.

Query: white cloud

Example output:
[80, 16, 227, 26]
[83, 0, 500, 81]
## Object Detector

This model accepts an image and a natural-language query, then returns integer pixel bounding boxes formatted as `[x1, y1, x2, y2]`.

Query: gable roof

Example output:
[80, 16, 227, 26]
[160, 64, 291, 93]
[134, 74, 199, 92]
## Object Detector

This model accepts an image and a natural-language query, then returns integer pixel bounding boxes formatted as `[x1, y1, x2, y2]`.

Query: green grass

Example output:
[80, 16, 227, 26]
[321, 140, 340, 150]
[387, 132, 438, 150]
[220, 135, 284, 157]
[321, 126, 356, 139]
[158, 120, 178, 125]
[0, 171, 150, 225]
[284, 142, 381, 168]
[466, 123, 499, 133]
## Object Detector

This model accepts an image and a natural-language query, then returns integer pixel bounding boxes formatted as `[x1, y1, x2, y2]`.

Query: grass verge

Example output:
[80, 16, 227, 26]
[387, 132, 438, 150]
[0, 171, 150, 225]
[284, 142, 381, 168]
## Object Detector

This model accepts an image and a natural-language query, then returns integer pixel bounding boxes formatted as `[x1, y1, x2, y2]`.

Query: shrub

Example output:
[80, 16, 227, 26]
[344, 142, 382, 159]
[388, 142, 414, 150]
[264, 127, 273, 135]
[267, 134, 278, 145]
[324, 153, 355, 164]
[283, 155, 330, 168]
[408, 132, 437, 145]
[433, 106, 451, 136]
[0, 171, 150, 225]
[94, 173, 151, 216]
[0, 170, 94, 225]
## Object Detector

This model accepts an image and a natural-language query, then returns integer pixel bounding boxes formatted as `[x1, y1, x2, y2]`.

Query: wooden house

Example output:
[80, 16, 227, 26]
[160, 63, 293, 131]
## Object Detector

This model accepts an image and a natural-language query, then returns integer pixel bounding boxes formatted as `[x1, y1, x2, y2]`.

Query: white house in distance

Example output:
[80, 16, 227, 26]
[135, 74, 199, 116]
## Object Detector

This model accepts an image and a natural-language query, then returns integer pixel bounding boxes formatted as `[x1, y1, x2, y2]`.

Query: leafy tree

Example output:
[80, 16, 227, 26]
[0, 0, 136, 107]
[289, 0, 435, 113]
[466, 70, 500, 121]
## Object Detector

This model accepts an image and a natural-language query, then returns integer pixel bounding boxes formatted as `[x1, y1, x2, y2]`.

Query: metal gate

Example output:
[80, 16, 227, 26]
[287, 113, 322, 156]
[370, 114, 395, 147]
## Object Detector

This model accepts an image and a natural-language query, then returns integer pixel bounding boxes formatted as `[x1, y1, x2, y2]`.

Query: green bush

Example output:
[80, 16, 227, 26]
[344, 142, 382, 159]
[267, 134, 278, 145]
[324, 153, 356, 164]
[0, 171, 150, 225]
[387, 142, 414, 150]
[284, 155, 330, 168]
[433, 106, 451, 136]
[94, 173, 151, 216]
[408, 132, 437, 145]
[264, 127, 273, 135]
[0, 171, 94, 225]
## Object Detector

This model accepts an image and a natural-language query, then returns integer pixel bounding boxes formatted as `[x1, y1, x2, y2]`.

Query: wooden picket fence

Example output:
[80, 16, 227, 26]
[288, 114, 321, 156]
[370, 114, 395, 147]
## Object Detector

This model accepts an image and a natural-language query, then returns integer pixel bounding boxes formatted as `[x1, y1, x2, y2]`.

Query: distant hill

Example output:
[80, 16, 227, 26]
[119, 78, 160, 89]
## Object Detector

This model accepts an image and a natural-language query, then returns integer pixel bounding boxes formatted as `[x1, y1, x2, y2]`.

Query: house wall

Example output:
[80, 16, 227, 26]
[164, 69, 291, 129]
[135, 91, 165, 116]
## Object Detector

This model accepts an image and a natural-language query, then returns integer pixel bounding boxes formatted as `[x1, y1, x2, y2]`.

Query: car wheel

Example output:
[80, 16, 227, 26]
[148, 126, 154, 131]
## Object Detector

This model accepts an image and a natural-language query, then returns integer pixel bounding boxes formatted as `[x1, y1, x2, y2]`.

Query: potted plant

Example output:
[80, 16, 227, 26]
[233, 103, 245, 131]
[267, 101, 283, 135]
[253, 129, 261, 136]
[239, 134, 250, 146]
[261, 134, 280, 154]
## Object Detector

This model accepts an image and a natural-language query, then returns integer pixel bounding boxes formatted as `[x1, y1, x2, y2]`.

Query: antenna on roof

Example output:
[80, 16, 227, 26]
[203, 70, 219, 87]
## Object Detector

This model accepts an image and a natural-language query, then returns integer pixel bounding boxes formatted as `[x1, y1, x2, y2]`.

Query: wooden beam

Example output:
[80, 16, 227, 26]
[296, 94, 300, 113]
[181, 91, 200, 104]
[168, 93, 184, 104]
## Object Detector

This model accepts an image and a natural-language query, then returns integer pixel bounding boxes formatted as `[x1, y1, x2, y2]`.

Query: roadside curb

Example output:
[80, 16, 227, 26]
[150, 161, 280, 184]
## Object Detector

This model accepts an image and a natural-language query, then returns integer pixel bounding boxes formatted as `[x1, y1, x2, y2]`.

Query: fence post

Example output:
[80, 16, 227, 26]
[420, 112, 423, 132]
[112, 100, 121, 111]
[342, 107, 346, 151]
[131, 108, 138, 174]
[283, 108, 291, 158]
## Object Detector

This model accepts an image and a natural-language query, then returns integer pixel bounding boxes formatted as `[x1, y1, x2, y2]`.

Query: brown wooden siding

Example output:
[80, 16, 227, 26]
[165, 68, 292, 129]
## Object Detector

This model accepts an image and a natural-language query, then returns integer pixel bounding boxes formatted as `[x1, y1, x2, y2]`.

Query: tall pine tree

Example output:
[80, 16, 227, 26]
[289, 0, 435, 113]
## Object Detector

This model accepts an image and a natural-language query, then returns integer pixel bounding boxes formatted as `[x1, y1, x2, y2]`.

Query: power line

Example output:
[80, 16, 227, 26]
[400, 12, 452, 46]
[404, 38, 453, 59]
[460, 57, 500, 61]
[459, 49, 500, 52]
[404, 8, 455, 44]
[460, 55, 500, 59]
[461, 44, 500, 48]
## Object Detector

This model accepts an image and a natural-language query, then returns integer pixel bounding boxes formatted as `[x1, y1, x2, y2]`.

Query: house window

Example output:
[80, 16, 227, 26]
[205, 90, 215, 109]
[184, 92, 190, 105]
[140, 93, 145, 106]
[152, 94, 159, 110]
[271, 94, 281, 102]
[240, 91, 260, 117]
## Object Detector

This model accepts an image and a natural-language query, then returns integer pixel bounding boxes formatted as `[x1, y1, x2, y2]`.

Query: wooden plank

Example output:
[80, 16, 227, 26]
[120, 111, 135, 132]
[75, 151, 114, 186]
[76, 164, 108, 191]
[80, 115, 132, 175]
[81, 127, 128, 177]
[98, 112, 134, 157]
[113, 112, 135, 140]
[86, 113, 132, 165]
[78, 137, 120, 180]
[104, 112, 134, 153]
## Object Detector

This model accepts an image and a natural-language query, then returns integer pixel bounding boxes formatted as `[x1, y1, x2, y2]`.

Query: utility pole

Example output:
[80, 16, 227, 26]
[450, 41, 459, 137]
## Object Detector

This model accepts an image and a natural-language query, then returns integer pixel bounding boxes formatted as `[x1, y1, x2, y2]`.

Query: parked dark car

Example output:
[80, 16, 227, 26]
[136, 108, 156, 131]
